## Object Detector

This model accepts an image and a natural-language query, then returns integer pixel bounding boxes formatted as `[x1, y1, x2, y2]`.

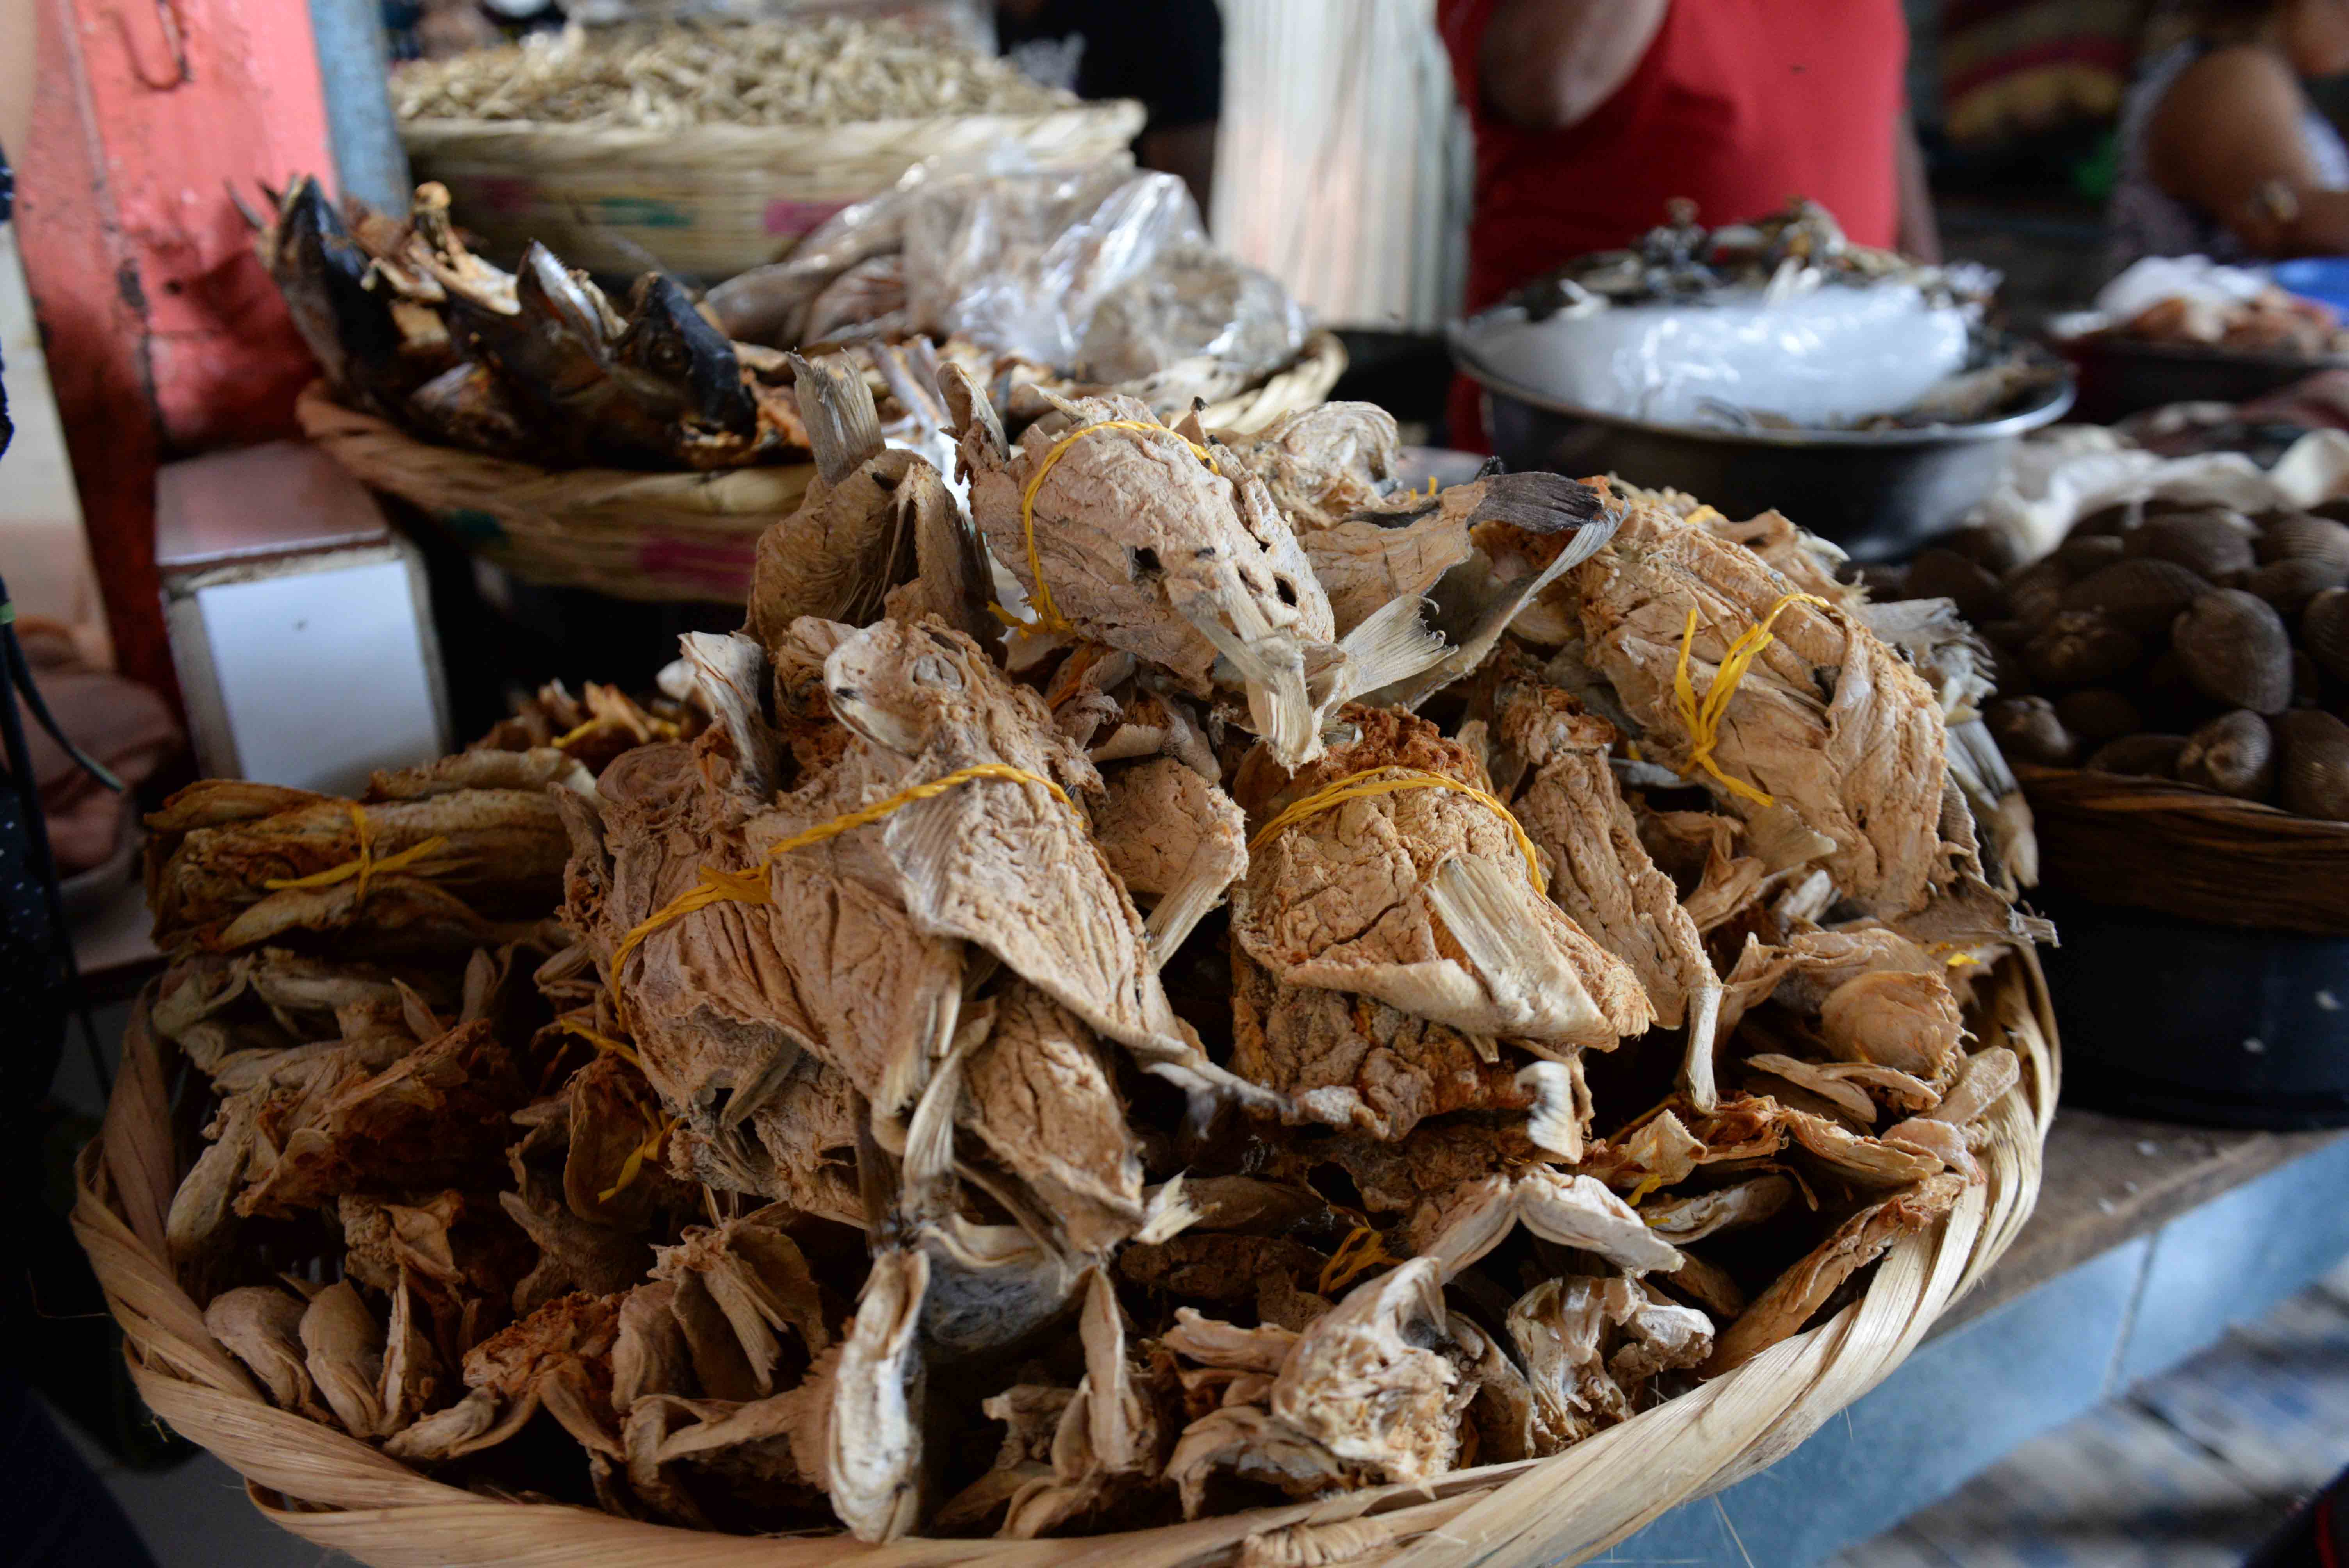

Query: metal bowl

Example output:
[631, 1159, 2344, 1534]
[1450, 325, 2075, 562]
[2053, 332, 2349, 424]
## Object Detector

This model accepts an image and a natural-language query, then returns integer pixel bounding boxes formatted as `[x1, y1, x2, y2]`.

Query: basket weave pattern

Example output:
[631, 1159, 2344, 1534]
[298, 334, 1346, 604]
[402, 103, 1148, 278]
[2018, 763, 2349, 935]
[73, 954, 2056, 1568]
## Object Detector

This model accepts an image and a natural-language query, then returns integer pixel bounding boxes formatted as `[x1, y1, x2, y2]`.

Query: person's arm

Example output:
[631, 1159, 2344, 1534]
[1895, 108, 1941, 261]
[2149, 43, 2349, 257]
[1476, 0, 1666, 132]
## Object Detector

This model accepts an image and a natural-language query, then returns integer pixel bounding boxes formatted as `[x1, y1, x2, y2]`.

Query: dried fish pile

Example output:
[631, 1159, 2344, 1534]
[2079, 283, 2349, 358]
[392, 18, 1073, 130]
[146, 374, 2046, 1547]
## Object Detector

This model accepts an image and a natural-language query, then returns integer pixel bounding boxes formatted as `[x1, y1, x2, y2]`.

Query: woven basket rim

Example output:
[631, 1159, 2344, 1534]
[2015, 760, 2349, 840]
[399, 97, 1147, 153]
[72, 947, 2055, 1568]
[296, 330, 1345, 602]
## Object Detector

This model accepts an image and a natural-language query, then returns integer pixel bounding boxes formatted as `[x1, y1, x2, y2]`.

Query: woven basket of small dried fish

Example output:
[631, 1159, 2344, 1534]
[392, 18, 1148, 278]
[78, 388, 2058, 1568]
[297, 333, 1345, 604]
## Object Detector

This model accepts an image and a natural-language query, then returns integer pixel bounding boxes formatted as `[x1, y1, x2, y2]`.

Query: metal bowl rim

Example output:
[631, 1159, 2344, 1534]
[1447, 319, 2077, 450]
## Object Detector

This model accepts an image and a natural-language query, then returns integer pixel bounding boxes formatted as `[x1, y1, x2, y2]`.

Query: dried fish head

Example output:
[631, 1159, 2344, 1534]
[615, 271, 756, 435]
[824, 1247, 927, 1541]
[265, 176, 397, 402]
[945, 370, 1333, 686]
[1232, 707, 1652, 1048]
[1269, 1258, 1463, 1485]
[1225, 403, 1402, 533]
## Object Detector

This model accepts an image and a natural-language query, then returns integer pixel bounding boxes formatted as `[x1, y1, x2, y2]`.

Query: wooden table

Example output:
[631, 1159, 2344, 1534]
[1608, 1107, 2349, 1566]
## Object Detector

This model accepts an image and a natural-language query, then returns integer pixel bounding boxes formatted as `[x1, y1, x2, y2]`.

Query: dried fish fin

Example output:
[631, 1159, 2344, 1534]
[1745, 1053, 1878, 1122]
[1271, 1258, 1463, 1485]
[1421, 853, 1654, 1046]
[880, 472, 997, 647]
[1364, 476, 1622, 712]
[824, 1247, 926, 1542]
[1706, 1174, 1966, 1374]
[1639, 1176, 1795, 1244]
[679, 631, 781, 800]
[788, 351, 884, 484]
[1921, 1045, 2018, 1126]
[1518, 1055, 1592, 1160]
[1784, 1109, 1948, 1187]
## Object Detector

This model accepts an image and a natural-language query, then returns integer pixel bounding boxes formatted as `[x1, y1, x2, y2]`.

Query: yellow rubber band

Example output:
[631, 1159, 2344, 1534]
[557, 1016, 642, 1070]
[1626, 1173, 1665, 1208]
[607, 763, 1075, 1011]
[599, 1105, 676, 1201]
[260, 802, 448, 903]
[1317, 1224, 1404, 1295]
[1670, 592, 1829, 808]
[549, 716, 606, 749]
[1004, 418, 1220, 636]
[1248, 766, 1549, 894]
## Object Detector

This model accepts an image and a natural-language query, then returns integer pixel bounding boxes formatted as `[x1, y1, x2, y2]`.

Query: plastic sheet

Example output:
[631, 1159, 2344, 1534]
[704, 155, 1308, 385]
[1458, 283, 1972, 429]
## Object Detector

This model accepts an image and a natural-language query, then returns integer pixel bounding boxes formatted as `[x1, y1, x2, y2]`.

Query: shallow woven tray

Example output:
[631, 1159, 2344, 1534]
[73, 951, 2056, 1568]
[402, 102, 1147, 278]
[2017, 763, 2349, 935]
[298, 334, 1346, 604]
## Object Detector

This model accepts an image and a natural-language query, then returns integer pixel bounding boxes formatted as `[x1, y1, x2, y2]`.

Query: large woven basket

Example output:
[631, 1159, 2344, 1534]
[298, 333, 1347, 603]
[2017, 763, 2349, 936]
[73, 952, 2056, 1568]
[401, 103, 1146, 279]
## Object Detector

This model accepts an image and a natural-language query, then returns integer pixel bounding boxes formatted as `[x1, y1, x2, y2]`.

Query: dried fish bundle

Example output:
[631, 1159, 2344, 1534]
[1562, 488, 1971, 919]
[123, 428, 2046, 1551]
[1232, 706, 1652, 1052]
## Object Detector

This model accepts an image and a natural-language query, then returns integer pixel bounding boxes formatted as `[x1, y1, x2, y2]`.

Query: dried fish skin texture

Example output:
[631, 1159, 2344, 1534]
[1232, 708, 1652, 1048]
[960, 981, 1147, 1254]
[1574, 499, 1959, 918]
[1224, 403, 1401, 534]
[953, 380, 1334, 694]
[1230, 948, 1534, 1139]
[817, 620, 1224, 1092]
[1269, 1258, 1465, 1486]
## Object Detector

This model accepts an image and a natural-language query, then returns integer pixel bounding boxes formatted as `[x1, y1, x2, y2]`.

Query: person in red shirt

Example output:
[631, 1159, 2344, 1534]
[1440, 0, 1942, 447]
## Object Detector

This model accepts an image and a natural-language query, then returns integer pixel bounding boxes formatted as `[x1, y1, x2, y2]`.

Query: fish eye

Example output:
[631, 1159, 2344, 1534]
[651, 342, 686, 372]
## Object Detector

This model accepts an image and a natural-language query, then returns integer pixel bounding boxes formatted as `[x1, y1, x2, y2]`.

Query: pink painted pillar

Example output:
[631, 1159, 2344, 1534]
[14, 0, 335, 700]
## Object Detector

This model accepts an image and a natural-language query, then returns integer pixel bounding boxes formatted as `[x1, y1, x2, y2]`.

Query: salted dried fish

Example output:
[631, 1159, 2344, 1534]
[1570, 494, 1967, 919]
[1489, 655, 1725, 1105]
[1270, 1259, 1464, 1485]
[652, 1204, 831, 1401]
[207, 1285, 326, 1417]
[745, 355, 971, 646]
[1223, 403, 1401, 533]
[1233, 707, 1651, 1049]
[393, 18, 1073, 130]
[1091, 756, 1247, 961]
[388, 1290, 623, 1463]
[1231, 948, 1534, 1139]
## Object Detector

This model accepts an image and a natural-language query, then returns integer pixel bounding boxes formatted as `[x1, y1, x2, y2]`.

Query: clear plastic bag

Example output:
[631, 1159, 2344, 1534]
[702, 153, 1309, 387]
